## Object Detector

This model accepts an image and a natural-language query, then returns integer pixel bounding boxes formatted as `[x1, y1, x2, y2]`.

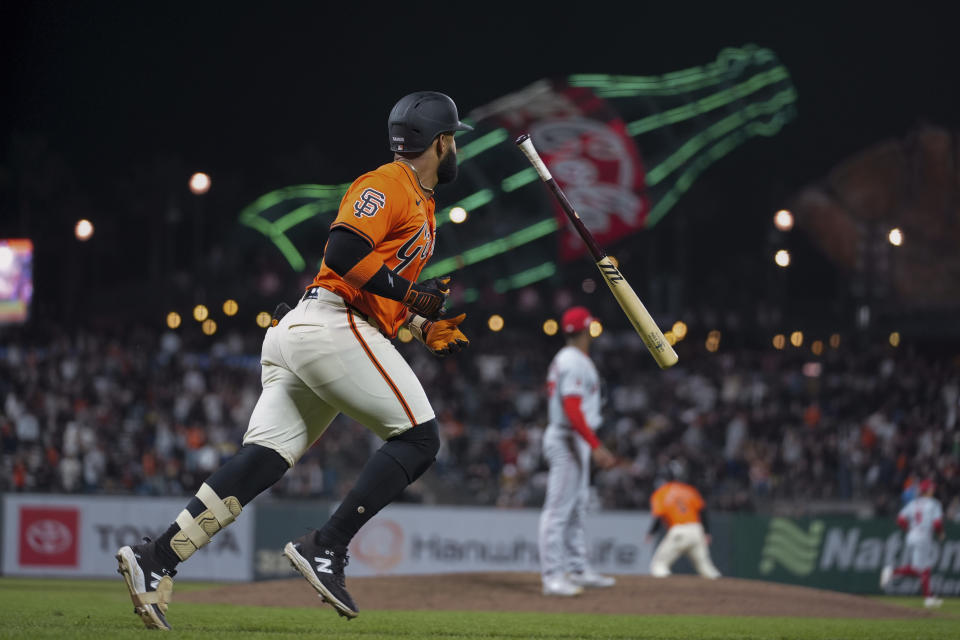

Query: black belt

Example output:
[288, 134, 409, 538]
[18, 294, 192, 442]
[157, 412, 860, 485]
[302, 286, 381, 331]
[302, 285, 326, 301]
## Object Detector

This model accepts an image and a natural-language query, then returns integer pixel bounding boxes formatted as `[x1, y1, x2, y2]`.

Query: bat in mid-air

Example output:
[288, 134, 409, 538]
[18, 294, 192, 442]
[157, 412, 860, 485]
[515, 133, 679, 369]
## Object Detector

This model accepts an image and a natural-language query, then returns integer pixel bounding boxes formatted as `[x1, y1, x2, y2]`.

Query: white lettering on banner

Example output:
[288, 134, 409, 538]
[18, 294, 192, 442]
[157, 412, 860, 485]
[941, 541, 960, 571]
[346, 505, 654, 577]
[819, 526, 954, 574]
[820, 528, 859, 570]
[2, 494, 254, 580]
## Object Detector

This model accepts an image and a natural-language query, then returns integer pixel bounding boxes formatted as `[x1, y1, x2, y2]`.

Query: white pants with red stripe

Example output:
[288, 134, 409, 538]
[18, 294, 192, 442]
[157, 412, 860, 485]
[650, 522, 721, 578]
[243, 290, 435, 466]
[538, 425, 591, 579]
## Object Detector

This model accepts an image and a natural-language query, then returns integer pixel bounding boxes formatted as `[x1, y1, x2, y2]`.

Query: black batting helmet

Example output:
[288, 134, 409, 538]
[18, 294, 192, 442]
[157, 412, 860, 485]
[388, 91, 473, 153]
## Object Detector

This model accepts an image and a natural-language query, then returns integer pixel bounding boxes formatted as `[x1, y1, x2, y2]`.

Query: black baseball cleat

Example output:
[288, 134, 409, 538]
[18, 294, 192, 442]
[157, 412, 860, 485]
[115, 537, 177, 630]
[283, 531, 358, 619]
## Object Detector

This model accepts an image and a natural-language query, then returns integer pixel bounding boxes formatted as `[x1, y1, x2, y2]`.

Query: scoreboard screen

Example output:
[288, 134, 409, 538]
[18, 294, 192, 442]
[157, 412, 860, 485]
[0, 239, 33, 324]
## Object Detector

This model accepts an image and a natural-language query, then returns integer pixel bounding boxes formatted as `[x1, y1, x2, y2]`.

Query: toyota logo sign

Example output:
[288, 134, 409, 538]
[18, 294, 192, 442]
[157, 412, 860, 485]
[25, 519, 74, 554]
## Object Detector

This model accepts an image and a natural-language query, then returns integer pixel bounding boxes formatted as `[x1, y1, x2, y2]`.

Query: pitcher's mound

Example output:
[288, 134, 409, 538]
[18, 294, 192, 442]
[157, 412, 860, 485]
[179, 573, 930, 618]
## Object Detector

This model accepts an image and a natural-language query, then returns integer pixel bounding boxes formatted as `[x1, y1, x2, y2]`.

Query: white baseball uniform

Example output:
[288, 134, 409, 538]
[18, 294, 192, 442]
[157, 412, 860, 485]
[539, 345, 602, 580]
[243, 288, 435, 466]
[898, 496, 944, 570]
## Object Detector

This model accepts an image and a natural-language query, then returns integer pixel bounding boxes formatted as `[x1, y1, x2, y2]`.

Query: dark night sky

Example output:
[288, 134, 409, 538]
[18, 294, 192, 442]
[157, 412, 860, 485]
[2, 2, 959, 323]
[4, 3, 958, 189]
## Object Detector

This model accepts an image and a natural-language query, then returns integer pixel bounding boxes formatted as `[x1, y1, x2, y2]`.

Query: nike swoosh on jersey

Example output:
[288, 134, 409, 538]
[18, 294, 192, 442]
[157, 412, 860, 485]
[416, 199, 422, 206]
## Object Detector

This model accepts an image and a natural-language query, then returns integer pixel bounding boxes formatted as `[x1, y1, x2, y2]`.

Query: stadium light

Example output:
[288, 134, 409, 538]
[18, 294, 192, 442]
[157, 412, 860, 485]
[397, 327, 413, 343]
[488, 314, 505, 332]
[223, 299, 239, 316]
[706, 329, 720, 352]
[774, 249, 791, 267]
[773, 209, 794, 231]
[193, 304, 209, 322]
[664, 331, 677, 346]
[829, 333, 841, 349]
[255, 312, 272, 328]
[589, 320, 603, 337]
[543, 319, 558, 336]
[888, 227, 903, 247]
[790, 331, 803, 347]
[166, 312, 182, 330]
[449, 207, 468, 224]
[75, 219, 94, 241]
[772, 334, 786, 350]
[811, 340, 824, 356]
[672, 321, 688, 340]
[889, 331, 901, 347]
[190, 172, 211, 195]
[201, 318, 217, 335]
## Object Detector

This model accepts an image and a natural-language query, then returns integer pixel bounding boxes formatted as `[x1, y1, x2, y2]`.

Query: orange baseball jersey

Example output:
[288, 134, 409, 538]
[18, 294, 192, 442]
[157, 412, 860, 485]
[650, 482, 705, 527]
[312, 161, 436, 338]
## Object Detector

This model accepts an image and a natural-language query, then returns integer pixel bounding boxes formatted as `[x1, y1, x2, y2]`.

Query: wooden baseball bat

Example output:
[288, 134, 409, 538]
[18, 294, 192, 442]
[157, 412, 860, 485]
[515, 133, 679, 369]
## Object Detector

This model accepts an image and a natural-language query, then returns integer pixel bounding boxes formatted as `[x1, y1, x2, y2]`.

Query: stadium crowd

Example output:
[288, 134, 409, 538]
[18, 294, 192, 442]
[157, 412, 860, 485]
[1, 318, 958, 520]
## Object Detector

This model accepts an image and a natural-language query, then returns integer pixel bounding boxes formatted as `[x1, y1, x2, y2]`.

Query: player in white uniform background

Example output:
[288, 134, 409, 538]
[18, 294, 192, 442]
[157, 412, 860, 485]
[880, 479, 946, 608]
[538, 306, 617, 596]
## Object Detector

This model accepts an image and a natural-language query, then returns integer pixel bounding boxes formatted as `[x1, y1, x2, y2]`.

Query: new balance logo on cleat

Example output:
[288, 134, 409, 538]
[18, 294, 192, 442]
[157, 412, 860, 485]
[150, 571, 164, 590]
[283, 532, 359, 619]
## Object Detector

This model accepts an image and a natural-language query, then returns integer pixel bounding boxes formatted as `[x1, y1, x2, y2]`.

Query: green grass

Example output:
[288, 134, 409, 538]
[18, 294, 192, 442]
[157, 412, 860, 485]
[1, 578, 959, 640]
[874, 595, 960, 616]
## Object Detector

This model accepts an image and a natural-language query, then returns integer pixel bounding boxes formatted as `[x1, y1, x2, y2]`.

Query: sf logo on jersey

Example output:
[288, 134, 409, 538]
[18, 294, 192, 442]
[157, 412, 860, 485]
[353, 188, 387, 218]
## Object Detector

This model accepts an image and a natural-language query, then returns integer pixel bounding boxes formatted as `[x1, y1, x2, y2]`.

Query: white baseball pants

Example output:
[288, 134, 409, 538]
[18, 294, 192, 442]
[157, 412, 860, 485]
[243, 289, 435, 466]
[902, 538, 937, 570]
[538, 426, 591, 579]
[650, 522, 721, 579]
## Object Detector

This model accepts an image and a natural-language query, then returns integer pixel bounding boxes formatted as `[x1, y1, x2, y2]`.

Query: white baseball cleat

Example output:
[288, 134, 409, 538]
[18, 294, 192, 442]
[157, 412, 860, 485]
[879, 566, 893, 588]
[924, 596, 943, 609]
[116, 537, 176, 630]
[568, 569, 616, 588]
[542, 575, 584, 597]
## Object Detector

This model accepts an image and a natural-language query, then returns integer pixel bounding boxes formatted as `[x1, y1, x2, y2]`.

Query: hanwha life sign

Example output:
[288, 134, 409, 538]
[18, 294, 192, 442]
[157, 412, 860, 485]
[350, 519, 404, 573]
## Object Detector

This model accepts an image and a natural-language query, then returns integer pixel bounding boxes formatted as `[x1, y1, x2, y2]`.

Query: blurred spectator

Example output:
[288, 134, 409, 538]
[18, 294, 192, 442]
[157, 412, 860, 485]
[1, 321, 958, 518]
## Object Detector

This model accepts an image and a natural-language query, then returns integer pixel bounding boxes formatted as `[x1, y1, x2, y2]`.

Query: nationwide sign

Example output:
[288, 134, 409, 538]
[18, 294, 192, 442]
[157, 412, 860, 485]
[737, 515, 960, 595]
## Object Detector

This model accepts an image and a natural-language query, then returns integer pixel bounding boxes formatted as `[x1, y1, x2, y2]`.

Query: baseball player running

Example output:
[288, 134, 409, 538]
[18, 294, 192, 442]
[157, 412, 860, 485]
[115, 91, 472, 629]
[646, 476, 721, 579]
[880, 478, 946, 608]
[539, 306, 617, 596]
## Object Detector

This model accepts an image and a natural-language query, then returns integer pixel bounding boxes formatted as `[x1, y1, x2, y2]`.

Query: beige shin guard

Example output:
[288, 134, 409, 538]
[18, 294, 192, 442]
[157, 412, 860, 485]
[170, 483, 242, 562]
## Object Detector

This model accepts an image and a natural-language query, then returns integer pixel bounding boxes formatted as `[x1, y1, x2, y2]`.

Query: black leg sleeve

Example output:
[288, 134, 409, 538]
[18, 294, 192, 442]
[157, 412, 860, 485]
[316, 419, 440, 548]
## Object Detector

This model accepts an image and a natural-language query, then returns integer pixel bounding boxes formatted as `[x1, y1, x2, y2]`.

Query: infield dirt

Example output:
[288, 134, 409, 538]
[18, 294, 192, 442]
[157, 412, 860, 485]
[179, 573, 931, 618]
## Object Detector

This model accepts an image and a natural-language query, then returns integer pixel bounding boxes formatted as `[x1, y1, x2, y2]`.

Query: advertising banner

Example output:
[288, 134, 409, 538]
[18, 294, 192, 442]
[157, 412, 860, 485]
[734, 515, 960, 595]
[252, 500, 332, 580]
[342, 504, 654, 577]
[2, 494, 254, 581]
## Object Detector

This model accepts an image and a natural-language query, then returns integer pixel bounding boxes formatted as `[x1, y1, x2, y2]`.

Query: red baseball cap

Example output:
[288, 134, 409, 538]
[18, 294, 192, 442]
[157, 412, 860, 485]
[919, 478, 935, 493]
[561, 306, 594, 334]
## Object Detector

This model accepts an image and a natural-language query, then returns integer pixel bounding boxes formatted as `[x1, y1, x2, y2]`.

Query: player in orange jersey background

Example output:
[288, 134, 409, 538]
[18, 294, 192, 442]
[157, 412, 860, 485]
[645, 466, 721, 579]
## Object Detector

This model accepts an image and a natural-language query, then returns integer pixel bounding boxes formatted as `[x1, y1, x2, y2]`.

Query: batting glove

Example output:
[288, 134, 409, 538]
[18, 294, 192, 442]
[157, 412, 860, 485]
[271, 302, 292, 327]
[408, 313, 469, 357]
[403, 276, 450, 321]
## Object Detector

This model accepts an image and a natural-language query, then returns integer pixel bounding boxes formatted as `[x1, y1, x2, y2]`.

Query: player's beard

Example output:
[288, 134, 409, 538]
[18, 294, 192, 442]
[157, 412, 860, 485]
[436, 148, 458, 184]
